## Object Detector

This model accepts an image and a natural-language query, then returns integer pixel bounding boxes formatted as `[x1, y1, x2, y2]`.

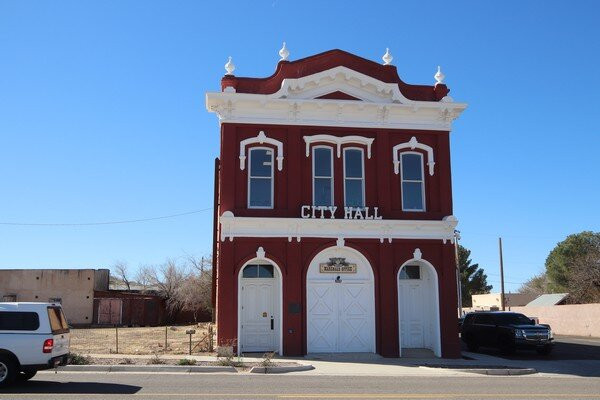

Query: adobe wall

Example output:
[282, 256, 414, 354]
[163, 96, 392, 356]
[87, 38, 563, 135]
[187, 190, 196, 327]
[0, 269, 100, 325]
[510, 304, 600, 338]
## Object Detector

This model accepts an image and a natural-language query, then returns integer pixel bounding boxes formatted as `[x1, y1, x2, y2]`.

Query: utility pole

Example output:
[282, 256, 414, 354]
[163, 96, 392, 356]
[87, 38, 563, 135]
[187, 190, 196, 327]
[499, 237, 506, 311]
[454, 230, 463, 317]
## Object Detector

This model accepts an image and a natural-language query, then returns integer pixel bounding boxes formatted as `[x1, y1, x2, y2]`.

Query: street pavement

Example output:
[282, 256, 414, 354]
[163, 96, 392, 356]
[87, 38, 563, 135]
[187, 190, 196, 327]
[462, 335, 600, 361]
[1, 335, 597, 400]
[1, 372, 600, 400]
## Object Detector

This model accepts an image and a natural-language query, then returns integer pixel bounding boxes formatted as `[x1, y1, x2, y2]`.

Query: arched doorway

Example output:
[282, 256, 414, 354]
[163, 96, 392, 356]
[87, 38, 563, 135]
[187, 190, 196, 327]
[238, 256, 282, 354]
[306, 245, 375, 353]
[397, 252, 441, 357]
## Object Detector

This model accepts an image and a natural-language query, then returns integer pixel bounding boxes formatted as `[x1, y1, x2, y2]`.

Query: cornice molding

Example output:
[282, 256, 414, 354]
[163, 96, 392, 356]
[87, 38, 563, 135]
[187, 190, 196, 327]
[207, 66, 466, 132]
[219, 211, 458, 244]
[273, 66, 412, 104]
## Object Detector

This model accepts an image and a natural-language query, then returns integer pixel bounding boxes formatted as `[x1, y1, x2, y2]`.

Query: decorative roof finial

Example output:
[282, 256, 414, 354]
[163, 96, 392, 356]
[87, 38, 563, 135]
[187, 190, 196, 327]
[279, 42, 290, 61]
[382, 48, 393, 65]
[224, 56, 235, 76]
[434, 65, 445, 85]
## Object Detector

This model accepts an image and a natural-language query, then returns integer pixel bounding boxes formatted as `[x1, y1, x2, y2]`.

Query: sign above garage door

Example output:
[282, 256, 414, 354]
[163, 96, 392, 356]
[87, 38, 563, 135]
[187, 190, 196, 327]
[319, 257, 357, 274]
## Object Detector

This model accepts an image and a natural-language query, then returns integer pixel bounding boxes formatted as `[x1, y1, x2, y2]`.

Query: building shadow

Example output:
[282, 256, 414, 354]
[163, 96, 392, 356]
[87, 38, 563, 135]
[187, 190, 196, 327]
[0, 380, 141, 395]
[461, 337, 600, 378]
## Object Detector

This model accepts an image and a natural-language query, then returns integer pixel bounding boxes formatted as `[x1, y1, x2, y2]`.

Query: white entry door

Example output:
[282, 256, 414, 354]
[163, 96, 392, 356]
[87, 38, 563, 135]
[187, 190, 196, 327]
[307, 281, 373, 353]
[240, 279, 277, 352]
[398, 265, 432, 351]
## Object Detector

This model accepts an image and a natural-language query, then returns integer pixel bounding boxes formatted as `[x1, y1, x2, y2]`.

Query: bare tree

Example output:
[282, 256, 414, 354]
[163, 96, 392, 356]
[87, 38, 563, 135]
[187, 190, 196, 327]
[112, 261, 132, 291]
[518, 273, 550, 296]
[568, 248, 600, 304]
[135, 265, 153, 292]
[174, 270, 213, 323]
[167, 254, 214, 323]
[141, 259, 190, 313]
[185, 253, 212, 273]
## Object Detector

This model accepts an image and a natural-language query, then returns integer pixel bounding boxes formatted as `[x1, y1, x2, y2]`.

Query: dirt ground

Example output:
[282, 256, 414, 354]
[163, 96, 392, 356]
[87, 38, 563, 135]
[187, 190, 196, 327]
[69, 323, 214, 355]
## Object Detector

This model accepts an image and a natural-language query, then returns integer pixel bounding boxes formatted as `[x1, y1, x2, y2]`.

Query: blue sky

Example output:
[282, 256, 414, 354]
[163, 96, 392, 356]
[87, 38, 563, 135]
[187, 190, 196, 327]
[1, 1, 598, 292]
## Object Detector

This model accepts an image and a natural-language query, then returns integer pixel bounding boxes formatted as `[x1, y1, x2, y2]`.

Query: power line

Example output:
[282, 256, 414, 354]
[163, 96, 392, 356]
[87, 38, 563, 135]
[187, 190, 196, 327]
[0, 208, 213, 227]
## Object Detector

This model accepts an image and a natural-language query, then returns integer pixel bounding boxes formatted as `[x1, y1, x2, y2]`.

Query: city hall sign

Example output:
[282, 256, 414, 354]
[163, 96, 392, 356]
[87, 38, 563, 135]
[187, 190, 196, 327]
[300, 205, 383, 220]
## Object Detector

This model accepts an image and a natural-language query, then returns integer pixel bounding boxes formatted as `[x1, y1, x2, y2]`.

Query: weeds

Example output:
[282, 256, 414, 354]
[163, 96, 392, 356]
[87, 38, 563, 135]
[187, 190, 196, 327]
[260, 352, 276, 372]
[147, 354, 166, 365]
[68, 353, 91, 365]
[177, 358, 197, 366]
[216, 340, 244, 367]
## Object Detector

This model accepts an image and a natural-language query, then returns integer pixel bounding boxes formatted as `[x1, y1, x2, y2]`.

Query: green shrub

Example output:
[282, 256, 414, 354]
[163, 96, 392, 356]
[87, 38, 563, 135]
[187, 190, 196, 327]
[177, 358, 197, 366]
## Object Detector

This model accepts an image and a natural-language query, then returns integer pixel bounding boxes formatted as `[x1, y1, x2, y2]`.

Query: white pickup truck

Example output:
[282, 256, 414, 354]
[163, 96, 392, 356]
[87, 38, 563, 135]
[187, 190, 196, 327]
[0, 302, 70, 386]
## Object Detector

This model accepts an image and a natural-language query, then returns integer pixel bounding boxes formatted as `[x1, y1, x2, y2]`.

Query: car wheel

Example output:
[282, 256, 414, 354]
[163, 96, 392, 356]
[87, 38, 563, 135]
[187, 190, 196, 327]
[17, 370, 37, 381]
[0, 355, 18, 387]
[536, 345, 552, 355]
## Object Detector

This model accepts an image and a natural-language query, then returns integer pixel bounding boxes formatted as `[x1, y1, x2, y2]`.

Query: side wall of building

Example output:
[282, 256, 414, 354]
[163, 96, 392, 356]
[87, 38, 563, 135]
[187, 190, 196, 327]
[0, 269, 100, 325]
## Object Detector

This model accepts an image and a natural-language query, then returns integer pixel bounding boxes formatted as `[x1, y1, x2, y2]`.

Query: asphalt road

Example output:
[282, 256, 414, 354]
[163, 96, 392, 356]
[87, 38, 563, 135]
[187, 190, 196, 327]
[1, 372, 600, 400]
[462, 335, 600, 361]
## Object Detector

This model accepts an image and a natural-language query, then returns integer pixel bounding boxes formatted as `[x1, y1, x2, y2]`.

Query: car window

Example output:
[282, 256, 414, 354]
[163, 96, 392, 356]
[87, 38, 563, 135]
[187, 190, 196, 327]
[0, 311, 40, 330]
[494, 313, 533, 325]
[47, 306, 69, 334]
[474, 314, 495, 325]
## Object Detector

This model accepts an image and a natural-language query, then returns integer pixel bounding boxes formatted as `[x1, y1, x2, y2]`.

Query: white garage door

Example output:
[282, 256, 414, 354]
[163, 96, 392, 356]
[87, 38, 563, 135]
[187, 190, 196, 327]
[306, 247, 375, 353]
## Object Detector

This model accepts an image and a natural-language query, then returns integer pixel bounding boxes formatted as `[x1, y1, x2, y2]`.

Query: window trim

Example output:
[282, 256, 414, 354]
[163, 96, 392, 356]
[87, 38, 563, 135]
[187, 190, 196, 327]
[312, 145, 334, 207]
[342, 147, 365, 208]
[247, 146, 274, 209]
[400, 151, 426, 212]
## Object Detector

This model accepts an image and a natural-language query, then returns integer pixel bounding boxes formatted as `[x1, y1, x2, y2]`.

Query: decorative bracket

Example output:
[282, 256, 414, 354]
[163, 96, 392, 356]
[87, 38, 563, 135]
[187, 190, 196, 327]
[239, 131, 284, 171]
[303, 134, 374, 159]
[392, 136, 435, 176]
[413, 248, 422, 260]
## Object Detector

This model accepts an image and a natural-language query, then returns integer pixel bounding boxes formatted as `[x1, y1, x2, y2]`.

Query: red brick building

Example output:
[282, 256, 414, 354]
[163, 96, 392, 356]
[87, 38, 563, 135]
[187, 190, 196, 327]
[206, 47, 467, 357]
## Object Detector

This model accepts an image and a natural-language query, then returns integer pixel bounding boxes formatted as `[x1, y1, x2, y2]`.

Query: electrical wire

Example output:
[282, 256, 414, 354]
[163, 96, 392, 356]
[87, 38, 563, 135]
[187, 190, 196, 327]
[0, 207, 213, 226]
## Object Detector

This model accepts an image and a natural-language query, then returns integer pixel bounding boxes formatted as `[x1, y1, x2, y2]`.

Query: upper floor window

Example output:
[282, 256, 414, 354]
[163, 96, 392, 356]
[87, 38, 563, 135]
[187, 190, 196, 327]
[313, 146, 333, 206]
[343, 148, 365, 208]
[248, 147, 273, 209]
[400, 152, 425, 211]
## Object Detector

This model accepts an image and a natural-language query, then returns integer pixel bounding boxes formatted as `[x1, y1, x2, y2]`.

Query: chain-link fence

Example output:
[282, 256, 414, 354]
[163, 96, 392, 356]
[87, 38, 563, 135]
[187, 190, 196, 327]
[70, 323, 215, 355]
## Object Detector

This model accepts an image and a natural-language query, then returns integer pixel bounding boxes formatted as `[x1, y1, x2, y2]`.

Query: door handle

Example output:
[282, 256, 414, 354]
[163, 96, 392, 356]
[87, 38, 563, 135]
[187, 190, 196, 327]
[270, 317, 274, 330]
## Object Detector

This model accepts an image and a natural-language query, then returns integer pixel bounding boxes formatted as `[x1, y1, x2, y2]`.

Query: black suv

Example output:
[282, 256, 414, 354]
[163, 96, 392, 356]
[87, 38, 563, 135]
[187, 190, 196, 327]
[461, 311, 554, 355]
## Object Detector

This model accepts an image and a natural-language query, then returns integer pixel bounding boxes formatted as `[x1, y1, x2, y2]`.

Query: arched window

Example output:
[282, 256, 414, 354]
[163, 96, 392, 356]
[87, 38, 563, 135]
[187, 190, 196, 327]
[399, 265, 421, 280]
[400, 152, 425, 212]
[248, 147, 274, 209]
[343, 148, 365, 208]
[312, 146, 334, 207]
[242, 264, 275, 278]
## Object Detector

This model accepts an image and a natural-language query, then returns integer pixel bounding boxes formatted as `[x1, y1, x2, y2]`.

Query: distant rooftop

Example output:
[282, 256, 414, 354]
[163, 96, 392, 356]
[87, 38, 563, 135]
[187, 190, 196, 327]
[527, 293, 569, 307]
[108, 282, 160, 292]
